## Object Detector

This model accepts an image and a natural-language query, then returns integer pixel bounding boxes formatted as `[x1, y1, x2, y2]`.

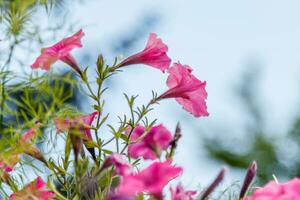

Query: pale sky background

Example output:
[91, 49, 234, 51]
[11, 0, 300, 190]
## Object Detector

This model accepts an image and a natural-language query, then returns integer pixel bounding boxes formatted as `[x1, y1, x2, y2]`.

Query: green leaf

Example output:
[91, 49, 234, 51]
[120, 133, 129, 143]
[102, 149, 113, 155]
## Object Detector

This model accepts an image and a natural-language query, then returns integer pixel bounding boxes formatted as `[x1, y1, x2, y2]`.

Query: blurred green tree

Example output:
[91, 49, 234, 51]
[204, 63, 300, 184]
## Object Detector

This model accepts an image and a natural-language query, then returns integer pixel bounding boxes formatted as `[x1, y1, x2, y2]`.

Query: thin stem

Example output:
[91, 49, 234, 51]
[102, 137, 115, 147]
[120, 98, 157, 154]
[83, 67, 111, 164]
[84, 79, 102, 159]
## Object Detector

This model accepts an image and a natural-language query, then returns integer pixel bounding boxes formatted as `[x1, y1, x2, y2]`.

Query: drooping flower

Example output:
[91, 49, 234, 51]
[245, 178, 300, 200]
[55, 112, 98, 161]
[158, 62, 209, 117]
[103, 153, 133, 176]
[118, 33, 171, 72]
[118, 161, 183, 199]
[31, 29, 84, 76]
[127, 124, 173, 160]
[170, 184, 197, 200]
[10, 177, 55, 200]
[80, 112, 98, 142]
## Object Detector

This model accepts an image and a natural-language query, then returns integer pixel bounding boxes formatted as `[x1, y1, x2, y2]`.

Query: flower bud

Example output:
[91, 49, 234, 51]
[239, 161, 257, 199]
[200, 167, 226, 200]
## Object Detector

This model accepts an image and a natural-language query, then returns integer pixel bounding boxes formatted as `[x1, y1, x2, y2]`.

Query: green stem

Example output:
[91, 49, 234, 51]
[120, 98, 157, 154]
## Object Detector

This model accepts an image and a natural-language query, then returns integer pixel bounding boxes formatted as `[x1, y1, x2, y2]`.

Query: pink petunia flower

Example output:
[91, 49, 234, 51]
[118, 33, 171, 72]
[118, 161, 183, 199]
[31, 29, 84, 75]
[159, 62, 209, 117]
[103, 153, 133, 176]
[10, 177, 55, 200]
[170, 184, 197, 200]
[55, 112, 98, 160]
[245, 178, 300, 200]
[127, 124, 173, 160]
[55, 112, 98, 139]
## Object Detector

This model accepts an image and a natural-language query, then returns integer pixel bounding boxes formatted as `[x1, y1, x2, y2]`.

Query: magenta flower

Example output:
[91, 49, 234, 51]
[159, 62, 209, 117]
[104, 153, 133, 176]
[31, 29, 84, 75]
[170, 184, 197, 200]
[118, 161, 183, 199]
[245, 178, 300, 200]
[55, 112, 98, 160]
[118, 33, 171, 72]
[127, 124, 173, 160]
[10, 177, 55, 200]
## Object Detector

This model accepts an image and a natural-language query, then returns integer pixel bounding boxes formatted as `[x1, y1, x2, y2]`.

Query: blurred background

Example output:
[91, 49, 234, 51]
[2, 0, 300, 192]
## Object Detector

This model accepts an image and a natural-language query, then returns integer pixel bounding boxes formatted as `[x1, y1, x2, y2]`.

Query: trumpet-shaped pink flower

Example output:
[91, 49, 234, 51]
[103, 154, 133, 176]
[55, 112, 98, 160]
[118, 161, 183, 199]
[55, 112, 98, 140]
[81, 112, 98, 141]
[159, 62, 209, 117]
[119, 33, 171, 72]
[245, 178, 300, 200]
[10, 177, 55, 200]
[31, 29, 84, 75]
[170, 184, 197, 200]
[127, 124, 172, 160]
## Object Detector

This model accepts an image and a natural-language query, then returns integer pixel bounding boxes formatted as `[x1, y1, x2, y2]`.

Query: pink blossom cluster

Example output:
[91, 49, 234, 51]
[22, 29, 208, 199]
[103, 125, 197, 199]
[31, 30, 209, 117]
[1, 29, 299, 200]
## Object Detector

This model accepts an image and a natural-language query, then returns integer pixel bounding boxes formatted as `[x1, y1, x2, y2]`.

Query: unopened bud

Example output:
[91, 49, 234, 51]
[239, 161, 257, 199]
[200, 167, 226, 200]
